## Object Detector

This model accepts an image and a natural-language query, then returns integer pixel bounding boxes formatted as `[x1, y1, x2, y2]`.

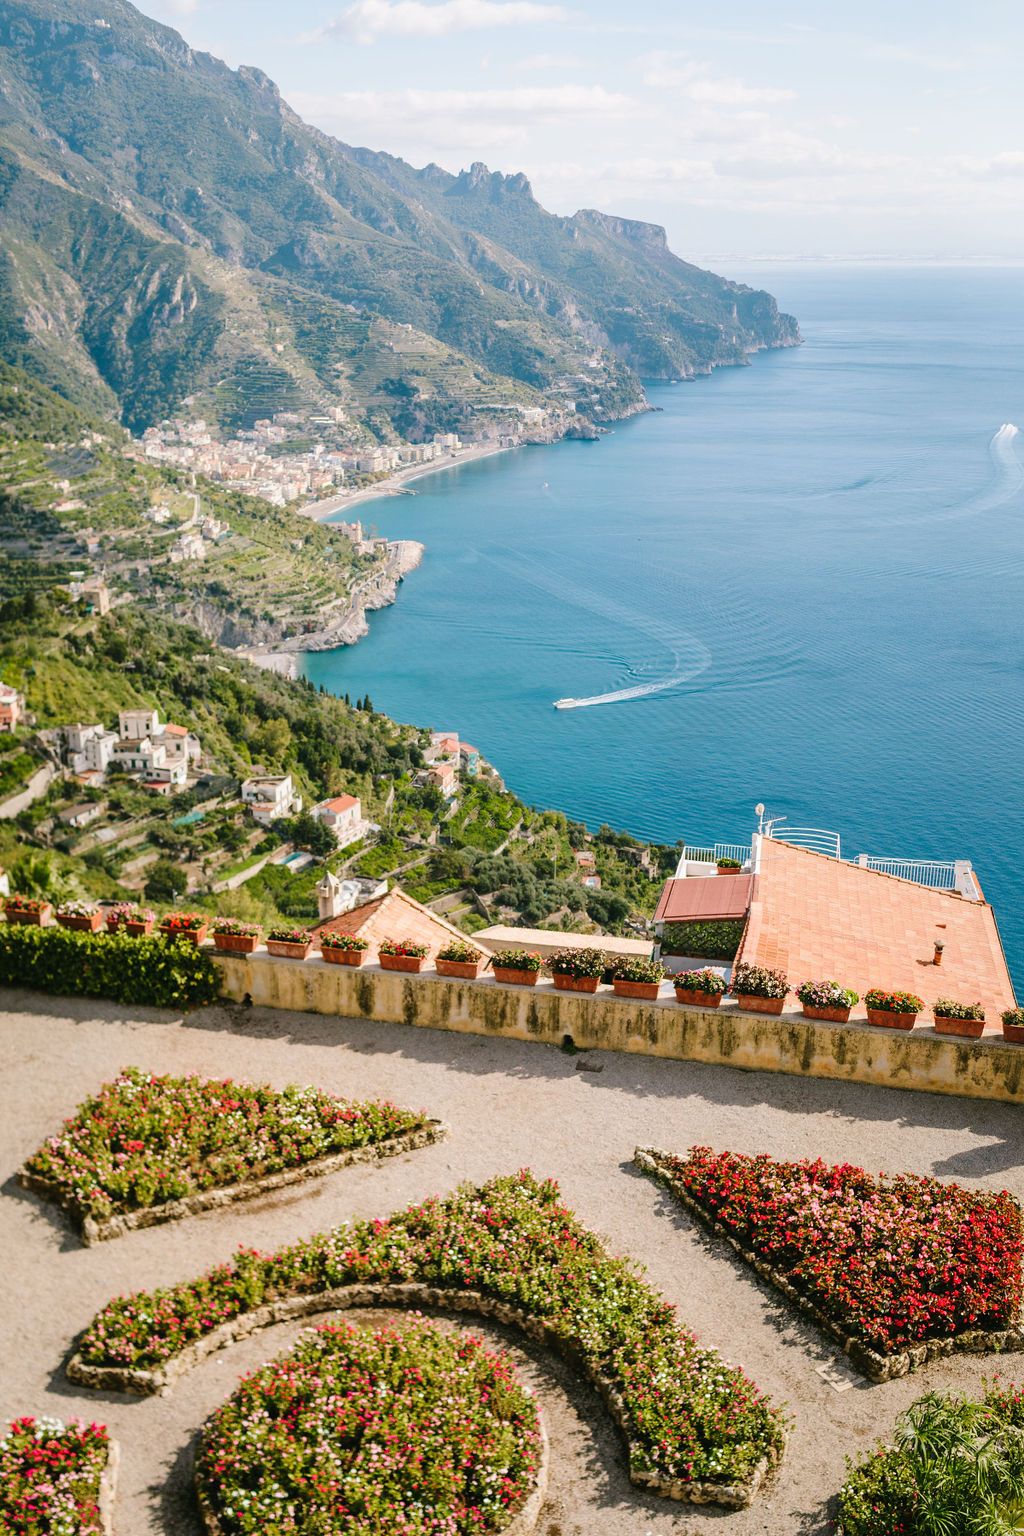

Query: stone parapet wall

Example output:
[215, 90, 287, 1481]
[212, 953, 1024, 1104]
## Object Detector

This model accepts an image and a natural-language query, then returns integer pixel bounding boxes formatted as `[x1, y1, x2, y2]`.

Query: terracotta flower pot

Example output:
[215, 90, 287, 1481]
[613, 978, 662, 1000]
[1003, 1019, 1024, 1044]
[379, 953, 427, 973]
[266, 939, 311, 959]
[552, 973, 601, 993]
[57, 912, 102, 933]
[674, 988, 723, 1008]
[213, 932, 260, 954]
[866, 1007, 918, 1030]
[160, 923, 208, 946]
[126, 919, 155, 936]
[934, 1014, 986, 1039]
[436, 958, 485, 980]
[801, 1003, 852, 1023]
[5, 904, 51, 926]
[492, 966, 538, 986]
[321, 946, 367, 967]
[735, 993, 786, 1015]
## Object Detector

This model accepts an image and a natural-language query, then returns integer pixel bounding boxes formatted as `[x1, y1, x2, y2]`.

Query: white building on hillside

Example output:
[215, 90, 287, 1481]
[241, 773, 301, 824]
[311, 793, 366, 848]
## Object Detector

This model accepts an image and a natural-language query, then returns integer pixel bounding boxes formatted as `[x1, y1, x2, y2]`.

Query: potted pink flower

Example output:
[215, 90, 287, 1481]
[212, 918, 262, 954]
[612, 956, 665, 1001]
[673, 968, 727, 1008]
[490, 948, 542, 986]
[436, 939, 487, 980]
[796, 979, 859, 1024]
[731, 962, 789, 1016]
[378, 937, 429, 973]
[319, 931, 369, 967]
[932, 997, 986, 1039]
[159, 911, 209, 945]
[55, 900, 102, 933]
[266, 926, 313, 959]
[548, 946, 606, 994]
[4, 894, 52, 926]
[864, 988, 923, 1030]
[106, 903, 156, 936]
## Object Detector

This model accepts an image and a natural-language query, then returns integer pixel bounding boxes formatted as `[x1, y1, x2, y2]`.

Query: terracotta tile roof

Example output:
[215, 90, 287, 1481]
[162, 723, 188, 736]
[654, 874, 754, 924]
[317, 886, 490, 959]
[323, 794, 359, 813]
[739, 838, 1016, 1026]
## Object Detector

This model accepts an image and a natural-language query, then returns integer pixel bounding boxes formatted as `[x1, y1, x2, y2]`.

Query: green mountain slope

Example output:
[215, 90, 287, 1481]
[0, 0, 798, 436]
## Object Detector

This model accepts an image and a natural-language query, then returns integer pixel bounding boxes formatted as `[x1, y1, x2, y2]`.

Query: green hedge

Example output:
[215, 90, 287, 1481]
[0, 925, 220, 1009]
[660, 919, 745, 960]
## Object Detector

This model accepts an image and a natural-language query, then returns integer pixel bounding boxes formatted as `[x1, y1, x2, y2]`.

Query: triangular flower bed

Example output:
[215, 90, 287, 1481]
[68, 1171, 786, 1509]
[636, 1146, 1024, 1383]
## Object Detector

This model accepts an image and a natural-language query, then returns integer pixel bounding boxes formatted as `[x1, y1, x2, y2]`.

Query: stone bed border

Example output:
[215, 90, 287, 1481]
[17, 1119, 447, 1244]
[635, 1146, 1024, 1384]
[98, 1437, 119, 1536]
[192, 1354, 550, 1536]
[68, 1280, 779, 1510]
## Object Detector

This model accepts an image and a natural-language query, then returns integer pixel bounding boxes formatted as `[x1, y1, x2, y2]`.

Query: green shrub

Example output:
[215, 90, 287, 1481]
[548, 945, 606, 978]
[0, 925, 219, 1009]
[660, 919, 744, 960]
[932, 997, 985, 1020]
[612, 955, 664, 984]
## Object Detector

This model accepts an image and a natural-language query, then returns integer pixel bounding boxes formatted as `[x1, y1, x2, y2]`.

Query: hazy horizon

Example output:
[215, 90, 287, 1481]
[141, 0, 1024, 264]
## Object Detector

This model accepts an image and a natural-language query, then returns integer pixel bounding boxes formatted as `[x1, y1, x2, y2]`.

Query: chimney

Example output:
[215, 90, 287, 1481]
[933, 941, 944, 966]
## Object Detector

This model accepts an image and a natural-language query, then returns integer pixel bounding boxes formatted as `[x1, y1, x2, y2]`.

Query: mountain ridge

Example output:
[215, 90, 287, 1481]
[0, 0, 799, 437]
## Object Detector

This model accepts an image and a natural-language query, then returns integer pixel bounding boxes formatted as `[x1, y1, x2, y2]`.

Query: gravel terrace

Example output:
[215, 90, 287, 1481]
[2, 988, 1022, 1536]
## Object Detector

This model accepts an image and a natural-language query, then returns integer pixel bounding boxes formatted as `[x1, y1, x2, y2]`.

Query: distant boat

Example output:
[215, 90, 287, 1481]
[554, 697, 583, 710]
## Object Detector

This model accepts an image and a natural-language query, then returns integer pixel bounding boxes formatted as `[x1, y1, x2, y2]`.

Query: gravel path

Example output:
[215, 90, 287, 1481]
[2, 988, 1022, 1535]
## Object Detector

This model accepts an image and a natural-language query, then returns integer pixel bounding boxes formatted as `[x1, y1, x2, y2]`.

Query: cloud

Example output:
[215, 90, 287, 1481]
[518, 51, 585, 69]
[319, 0, 570, 44]
[295, 83, 638, 130]
[641, 53, 794, 106]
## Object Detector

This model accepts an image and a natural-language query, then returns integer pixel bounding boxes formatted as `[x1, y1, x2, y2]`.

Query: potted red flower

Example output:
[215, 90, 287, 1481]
[436, 939, 487, 980]
[319, 931, 369, 967]
[266, 926, 313, 959]
[731, 962, 789, 1015]
[491, 948, 542, 986]
[212, 918, 262, 954]
[612, 956, 665, 1001]
[159, 910, 209, 945]
[106, 903, 156, 936]
[864, 988, 923, 1030]
[378, 937, 429, 973]
[548, 946, 606, 994]
[55, 901, 102, 933]
[796, 979, 859, 1023]
[673, 968, 728, 1008]
[4, 894, 52, 926]
[1002, 1007, 1024, 1044]
[932, 997, 986, 1039]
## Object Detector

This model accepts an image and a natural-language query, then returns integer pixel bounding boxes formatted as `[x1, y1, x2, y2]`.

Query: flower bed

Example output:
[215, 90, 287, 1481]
[436, 938, 487, 979]
[20, 1067, 442, 1243]
[636, 1146, 1024, 1382]
[0, 1415, 115, 1536]
[71, 1170, 786, 1508]
[490, 949, 542, 985]
[837, 1385, 1024, 1535]
[212, 919, 261, 954]
[195, 1317, 545, 1536]
[673, 968, 727, 1006]
[0, 925, 219, 1010]
[796, 979, 859, 1022]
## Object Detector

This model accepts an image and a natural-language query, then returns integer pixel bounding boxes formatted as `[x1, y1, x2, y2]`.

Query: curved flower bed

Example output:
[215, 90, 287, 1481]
[637, 1146, 1024, 1381]
[19, 1068, 443, 1243]
[0, 1415, 115, 1535]
[71, 1171, 785, 1507]
[195, 1317, 544, 1536]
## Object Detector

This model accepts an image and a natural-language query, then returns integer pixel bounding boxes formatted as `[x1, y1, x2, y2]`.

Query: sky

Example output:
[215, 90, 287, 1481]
[141, 0, 1024, 261]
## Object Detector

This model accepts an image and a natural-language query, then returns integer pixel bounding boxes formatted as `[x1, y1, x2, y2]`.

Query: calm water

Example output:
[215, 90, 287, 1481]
[303, 267, 1024, 984]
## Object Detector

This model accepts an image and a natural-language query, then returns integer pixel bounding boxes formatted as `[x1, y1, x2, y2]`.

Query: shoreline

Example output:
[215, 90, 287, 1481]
[297, 441, 519, 522]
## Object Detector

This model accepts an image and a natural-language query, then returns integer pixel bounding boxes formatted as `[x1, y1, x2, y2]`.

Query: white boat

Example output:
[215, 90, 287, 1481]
[554, 697, 583, 710]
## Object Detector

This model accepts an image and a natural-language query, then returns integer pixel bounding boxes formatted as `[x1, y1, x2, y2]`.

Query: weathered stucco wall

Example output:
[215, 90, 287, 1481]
[212, 954, 1024, 1104]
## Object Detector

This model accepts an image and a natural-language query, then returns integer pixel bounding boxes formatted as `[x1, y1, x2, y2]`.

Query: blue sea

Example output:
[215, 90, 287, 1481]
[302, 266, 1024, 985]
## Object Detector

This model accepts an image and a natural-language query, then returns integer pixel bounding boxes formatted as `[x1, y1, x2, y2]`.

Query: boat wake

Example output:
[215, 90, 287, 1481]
[482, 547, 711, 711]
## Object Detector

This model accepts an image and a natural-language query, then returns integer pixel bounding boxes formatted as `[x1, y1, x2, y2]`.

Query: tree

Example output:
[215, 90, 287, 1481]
[144, 859, 187, 904]
[286, 811, 335, 859]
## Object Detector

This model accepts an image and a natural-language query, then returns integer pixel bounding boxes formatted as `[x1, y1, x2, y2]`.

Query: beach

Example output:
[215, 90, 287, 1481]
[297, 441, 516, 521]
